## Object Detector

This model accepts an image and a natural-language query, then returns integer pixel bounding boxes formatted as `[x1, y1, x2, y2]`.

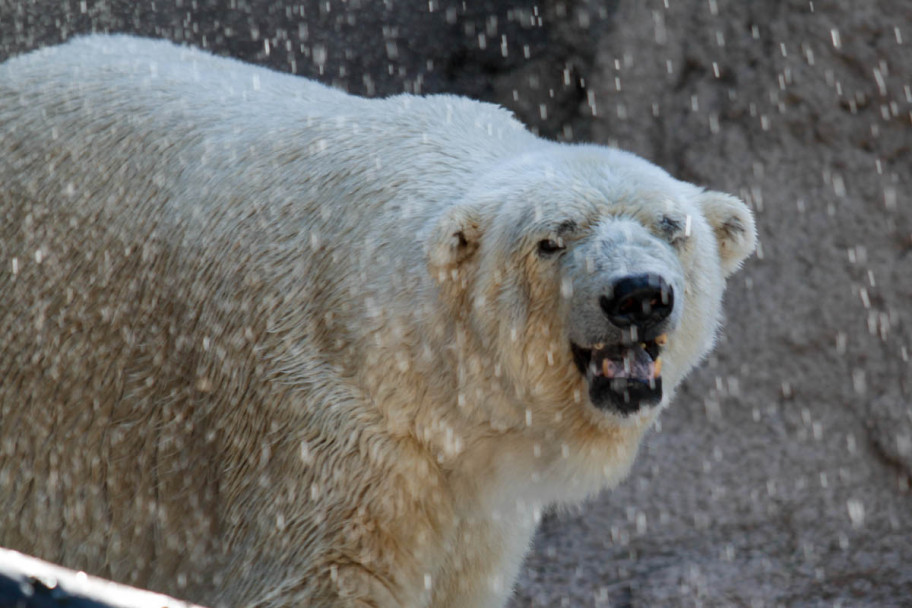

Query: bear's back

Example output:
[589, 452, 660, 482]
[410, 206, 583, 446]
[0, 35, 534, 245]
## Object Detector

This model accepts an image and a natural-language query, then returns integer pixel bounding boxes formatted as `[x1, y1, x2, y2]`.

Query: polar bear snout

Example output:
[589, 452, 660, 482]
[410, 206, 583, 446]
[599, 273, 674, 333]
[569, 272, 677, 416]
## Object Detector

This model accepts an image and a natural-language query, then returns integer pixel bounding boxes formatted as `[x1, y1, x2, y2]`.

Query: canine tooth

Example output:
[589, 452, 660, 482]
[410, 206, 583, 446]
[602, 358, 612, 377]
[655, 334, 668, 346]
[654, 357, 663, 377]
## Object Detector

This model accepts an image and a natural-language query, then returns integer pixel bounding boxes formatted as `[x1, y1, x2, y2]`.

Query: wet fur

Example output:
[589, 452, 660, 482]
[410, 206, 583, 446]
[0, 36, 754, 607]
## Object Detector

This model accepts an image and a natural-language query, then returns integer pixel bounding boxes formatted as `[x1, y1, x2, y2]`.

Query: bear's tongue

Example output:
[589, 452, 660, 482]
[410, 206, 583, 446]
[590, 345, 657, 381]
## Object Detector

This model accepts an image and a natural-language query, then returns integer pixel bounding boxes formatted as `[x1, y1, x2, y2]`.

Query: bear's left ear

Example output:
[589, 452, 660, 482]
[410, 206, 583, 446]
[699, 191, 757, 277]
[427, 204, 484, 284]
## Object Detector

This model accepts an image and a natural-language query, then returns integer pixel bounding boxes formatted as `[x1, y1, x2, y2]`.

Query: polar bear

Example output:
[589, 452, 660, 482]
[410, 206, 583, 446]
[0, 36, 754, 607]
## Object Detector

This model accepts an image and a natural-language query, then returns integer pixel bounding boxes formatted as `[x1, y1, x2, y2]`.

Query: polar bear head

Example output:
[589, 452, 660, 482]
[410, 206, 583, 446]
[428, 145, 755, 420]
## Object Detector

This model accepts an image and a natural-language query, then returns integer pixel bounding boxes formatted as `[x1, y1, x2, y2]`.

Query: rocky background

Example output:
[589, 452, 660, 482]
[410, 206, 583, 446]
[2, 0, 910, 605]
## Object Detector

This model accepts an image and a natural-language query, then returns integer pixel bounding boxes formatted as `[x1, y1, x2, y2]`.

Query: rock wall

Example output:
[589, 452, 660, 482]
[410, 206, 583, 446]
[2, 0, 910, 605]
[516, 2, 912, 605]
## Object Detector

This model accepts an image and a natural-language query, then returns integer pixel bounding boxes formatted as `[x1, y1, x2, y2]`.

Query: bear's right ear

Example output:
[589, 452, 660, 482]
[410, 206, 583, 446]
[427, 204, 484, 284]
[699, 191, 757, 278]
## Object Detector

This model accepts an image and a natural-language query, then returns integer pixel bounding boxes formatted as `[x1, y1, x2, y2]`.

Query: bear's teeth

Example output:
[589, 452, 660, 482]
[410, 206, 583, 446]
[654, 357, 663, 377]
[601, 358, 613, 378]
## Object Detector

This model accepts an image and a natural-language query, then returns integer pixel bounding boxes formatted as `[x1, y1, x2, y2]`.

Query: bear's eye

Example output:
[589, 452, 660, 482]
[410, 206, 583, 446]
[537, 238, 566, 256]
[659, 215, 689, 247]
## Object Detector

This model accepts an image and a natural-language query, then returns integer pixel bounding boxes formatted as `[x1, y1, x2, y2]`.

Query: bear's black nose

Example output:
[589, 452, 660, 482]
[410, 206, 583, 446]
[600, 273, 674, 330]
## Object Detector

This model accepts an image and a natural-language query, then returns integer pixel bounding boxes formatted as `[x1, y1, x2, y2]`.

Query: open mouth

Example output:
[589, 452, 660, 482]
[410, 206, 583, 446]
[571, 334, 666, 414]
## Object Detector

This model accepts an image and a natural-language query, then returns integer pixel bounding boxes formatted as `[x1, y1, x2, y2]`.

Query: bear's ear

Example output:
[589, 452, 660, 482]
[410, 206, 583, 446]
[427, 204, 484, 283]
[699, 191, 757, 277]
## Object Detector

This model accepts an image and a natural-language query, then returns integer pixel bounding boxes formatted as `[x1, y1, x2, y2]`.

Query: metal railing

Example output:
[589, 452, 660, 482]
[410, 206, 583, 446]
[0, 547, 205, 608]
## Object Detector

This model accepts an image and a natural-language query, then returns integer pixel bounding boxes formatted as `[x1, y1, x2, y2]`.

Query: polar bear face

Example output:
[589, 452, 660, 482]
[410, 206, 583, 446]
[429, 145, 755, 420]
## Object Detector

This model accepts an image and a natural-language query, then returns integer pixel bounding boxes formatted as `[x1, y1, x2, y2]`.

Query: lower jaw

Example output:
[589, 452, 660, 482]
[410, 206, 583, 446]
[588, 376, 663, 415]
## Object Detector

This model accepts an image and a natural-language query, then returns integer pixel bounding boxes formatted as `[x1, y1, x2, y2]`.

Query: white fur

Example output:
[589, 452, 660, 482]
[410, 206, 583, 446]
[0, 35, 755, 607]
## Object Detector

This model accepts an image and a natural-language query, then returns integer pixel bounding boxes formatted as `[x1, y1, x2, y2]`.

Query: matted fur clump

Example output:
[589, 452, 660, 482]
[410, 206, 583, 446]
[0, 36, 754, 607]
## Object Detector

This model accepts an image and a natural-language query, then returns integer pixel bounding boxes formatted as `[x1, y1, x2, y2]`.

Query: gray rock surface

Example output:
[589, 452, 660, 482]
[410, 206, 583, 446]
[513, 2, 912, 606]
[2, 0, 910, 605]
